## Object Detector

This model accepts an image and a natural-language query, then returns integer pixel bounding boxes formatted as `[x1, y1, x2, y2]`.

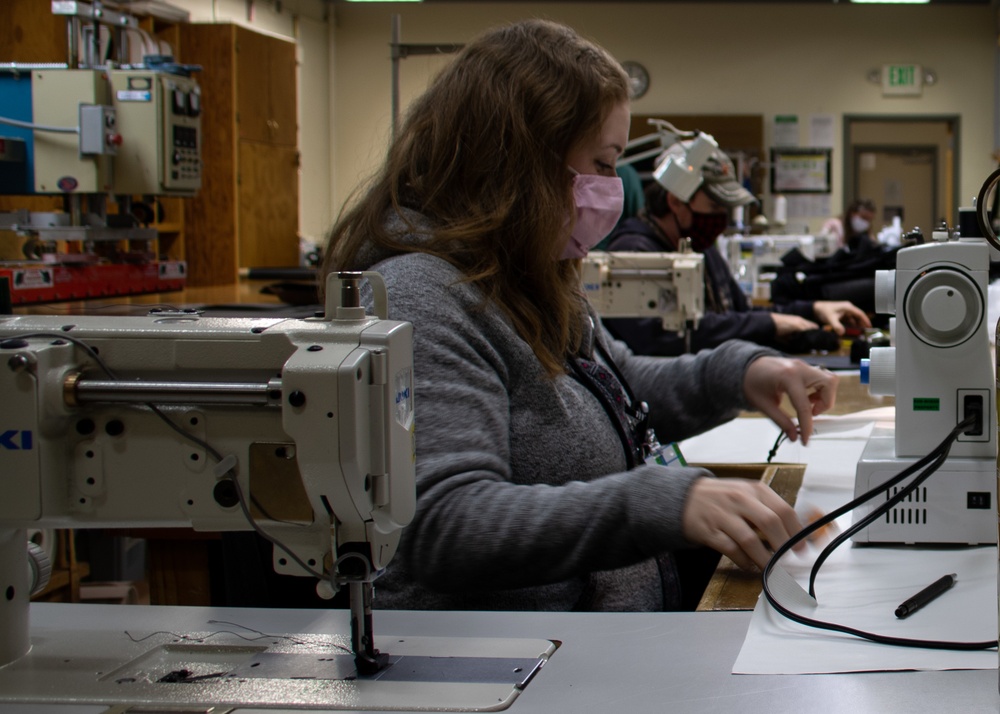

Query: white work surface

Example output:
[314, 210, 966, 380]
[2, 603, 1000, 714]
[3, 407, 1000, 713]
[680, 407, 999, 675]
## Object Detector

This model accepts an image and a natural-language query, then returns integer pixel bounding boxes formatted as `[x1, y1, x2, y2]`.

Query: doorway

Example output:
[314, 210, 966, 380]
[844, 116, 959, 234]
[853, 145, 938, 234]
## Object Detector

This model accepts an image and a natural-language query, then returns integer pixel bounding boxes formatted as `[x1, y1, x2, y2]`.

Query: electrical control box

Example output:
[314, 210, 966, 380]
[110, 69, 202, 195]
[30, 68, 114, 194]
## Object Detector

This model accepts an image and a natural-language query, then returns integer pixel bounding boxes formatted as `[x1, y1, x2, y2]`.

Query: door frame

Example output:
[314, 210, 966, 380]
[843, 114, 960, 227]
[851, 144, 939, 231]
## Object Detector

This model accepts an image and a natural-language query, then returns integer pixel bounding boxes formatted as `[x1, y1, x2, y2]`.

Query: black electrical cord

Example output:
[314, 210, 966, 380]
[766, 430, 789, 463]
[805, 419, 968, 599]
[761, 414, 997, 651]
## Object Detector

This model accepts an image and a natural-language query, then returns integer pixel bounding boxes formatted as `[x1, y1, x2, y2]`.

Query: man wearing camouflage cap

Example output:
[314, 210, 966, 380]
[604, 137, 869, 357]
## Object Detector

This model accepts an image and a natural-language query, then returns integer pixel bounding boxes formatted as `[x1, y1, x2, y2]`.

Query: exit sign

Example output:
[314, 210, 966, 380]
[882, 64, 923, 96]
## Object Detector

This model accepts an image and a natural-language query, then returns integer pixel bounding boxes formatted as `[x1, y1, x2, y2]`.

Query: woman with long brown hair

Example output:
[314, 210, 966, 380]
[321, 19, 837, 612]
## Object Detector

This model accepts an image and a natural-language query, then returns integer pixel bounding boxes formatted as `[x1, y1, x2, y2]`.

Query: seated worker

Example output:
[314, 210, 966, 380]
[603, 142, 870, 357]
[321, 19, 839, 612]
[820, 198, 878, 253]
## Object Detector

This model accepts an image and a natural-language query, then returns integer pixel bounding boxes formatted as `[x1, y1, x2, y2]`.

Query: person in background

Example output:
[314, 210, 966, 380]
[616, 163, 646, 228]
[321, 19, 839, 613]
[603, 142, 870, 357]
[821, 198, 878, 252]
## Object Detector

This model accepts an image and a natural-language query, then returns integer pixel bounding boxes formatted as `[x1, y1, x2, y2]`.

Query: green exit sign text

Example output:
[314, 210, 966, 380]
[882, 64, 923, 96]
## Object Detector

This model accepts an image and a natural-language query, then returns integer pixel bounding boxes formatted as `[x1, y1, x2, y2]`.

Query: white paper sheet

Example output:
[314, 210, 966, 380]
[736, 544, 997, 674]
[681, 409, 999, 674]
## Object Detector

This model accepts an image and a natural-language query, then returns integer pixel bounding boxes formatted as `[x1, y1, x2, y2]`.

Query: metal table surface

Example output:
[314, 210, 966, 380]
[2, 603, 998, 714]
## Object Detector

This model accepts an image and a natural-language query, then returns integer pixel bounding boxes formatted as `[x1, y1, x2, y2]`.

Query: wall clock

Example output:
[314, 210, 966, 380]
[621, 61, 650, 100]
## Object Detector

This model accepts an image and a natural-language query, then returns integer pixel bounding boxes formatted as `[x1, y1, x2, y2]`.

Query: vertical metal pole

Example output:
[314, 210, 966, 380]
[66, 18, 79, 68]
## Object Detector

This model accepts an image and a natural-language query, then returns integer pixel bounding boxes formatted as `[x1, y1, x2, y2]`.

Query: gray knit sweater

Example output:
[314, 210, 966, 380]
[356, 222, 776, 612]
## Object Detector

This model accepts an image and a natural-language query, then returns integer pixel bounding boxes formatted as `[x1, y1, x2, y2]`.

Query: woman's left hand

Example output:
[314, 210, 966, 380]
[743, 356, 838, 445]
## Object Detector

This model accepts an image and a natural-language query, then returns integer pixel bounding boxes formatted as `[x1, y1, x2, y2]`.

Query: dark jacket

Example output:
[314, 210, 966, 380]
[603, 215, 817, 356]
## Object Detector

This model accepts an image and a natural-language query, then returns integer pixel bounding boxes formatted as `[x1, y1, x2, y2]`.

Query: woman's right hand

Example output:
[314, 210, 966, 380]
[681, 477, 804, 570]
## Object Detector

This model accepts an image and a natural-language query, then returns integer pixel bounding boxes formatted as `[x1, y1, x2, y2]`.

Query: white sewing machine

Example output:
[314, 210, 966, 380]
[0, 272, 554, 710]
[582, 250, 704, 336]
[853, 226, 996, 545]
[717, 233, 839, 300]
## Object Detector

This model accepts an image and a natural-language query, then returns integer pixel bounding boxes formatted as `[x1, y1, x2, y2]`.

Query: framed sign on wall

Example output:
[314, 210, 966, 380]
[770, 148, 832, 194]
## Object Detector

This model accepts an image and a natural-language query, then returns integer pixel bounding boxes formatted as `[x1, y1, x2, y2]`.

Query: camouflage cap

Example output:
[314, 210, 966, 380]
[656, 140, 757, 208]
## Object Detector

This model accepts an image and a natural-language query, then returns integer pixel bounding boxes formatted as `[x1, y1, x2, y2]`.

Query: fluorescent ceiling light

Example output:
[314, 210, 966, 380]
[850, 0, 931, 4]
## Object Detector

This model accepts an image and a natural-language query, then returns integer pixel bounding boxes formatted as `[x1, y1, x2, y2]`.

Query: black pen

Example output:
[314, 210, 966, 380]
[894, 573, 957, 619]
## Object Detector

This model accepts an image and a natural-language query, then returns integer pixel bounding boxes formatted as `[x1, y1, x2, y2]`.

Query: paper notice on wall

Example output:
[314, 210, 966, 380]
[787, 194, 830, 219]
[773, 115, 799, 147]
[808, 114, 835, 148]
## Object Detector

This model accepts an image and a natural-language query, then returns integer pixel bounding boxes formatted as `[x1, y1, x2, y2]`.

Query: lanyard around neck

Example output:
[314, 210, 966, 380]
[568, 340, 649, 470]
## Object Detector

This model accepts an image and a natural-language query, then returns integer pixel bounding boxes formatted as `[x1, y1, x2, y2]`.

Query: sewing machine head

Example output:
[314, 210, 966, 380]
[0, 272, 415, 670]
[581, 250, 705, 334]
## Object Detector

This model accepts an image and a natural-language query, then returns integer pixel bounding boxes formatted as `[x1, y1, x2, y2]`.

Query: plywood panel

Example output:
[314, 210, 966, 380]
[265, 34, 298, 147]
[178, 24, 239, 286]
[236, 27, 297, 147]
[237, 140, 299, 269]
[0, 0, 65, 63]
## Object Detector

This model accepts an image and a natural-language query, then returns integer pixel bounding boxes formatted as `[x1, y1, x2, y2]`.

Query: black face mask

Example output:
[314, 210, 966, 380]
[684, 209, 729, 252]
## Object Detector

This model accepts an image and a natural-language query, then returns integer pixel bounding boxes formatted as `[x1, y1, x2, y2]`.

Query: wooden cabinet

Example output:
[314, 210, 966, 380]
[0, 0, 65, 63]
[179, 23, 299, 287]
[0, 10, 299, 288]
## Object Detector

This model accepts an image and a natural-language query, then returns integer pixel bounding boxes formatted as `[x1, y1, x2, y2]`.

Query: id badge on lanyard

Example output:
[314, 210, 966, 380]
[645, 434, 688, 468]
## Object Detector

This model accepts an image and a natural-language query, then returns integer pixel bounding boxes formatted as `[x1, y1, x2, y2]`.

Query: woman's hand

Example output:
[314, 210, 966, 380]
[812, 300, 872, 335]
[743, 356, 838, 445]
[770, 312, 819, 338]
[682, 477, 804, 570]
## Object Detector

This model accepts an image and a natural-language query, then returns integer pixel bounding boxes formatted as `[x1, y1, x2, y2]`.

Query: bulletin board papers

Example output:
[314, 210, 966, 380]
[787, 194, 831, 220]
[771, 148, 832, 194]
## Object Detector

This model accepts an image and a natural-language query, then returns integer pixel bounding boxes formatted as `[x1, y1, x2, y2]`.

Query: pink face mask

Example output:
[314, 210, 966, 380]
[561, 172, 624, 260]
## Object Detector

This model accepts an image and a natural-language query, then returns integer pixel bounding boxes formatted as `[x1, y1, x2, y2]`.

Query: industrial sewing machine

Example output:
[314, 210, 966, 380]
[852, 208, 997, 545]
[717, 233, 839, 301]
[0, 1, 201, 304]
[582, 250, 704, 337]
[0, 272, 556, 710]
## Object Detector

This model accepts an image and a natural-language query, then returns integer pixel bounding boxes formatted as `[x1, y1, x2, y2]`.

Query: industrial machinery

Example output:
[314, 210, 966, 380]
[0, 1, 202, 304]
[0, 271, 554, 709]
[582, 250, 704, 337]
[853, 209, 996, 545]
[718, 233, 839, 300]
